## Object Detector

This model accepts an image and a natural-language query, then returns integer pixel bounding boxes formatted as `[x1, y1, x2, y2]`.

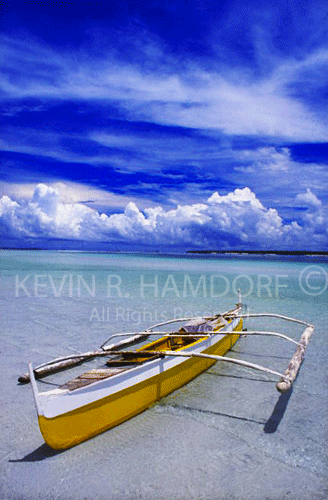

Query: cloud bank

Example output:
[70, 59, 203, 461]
[0, 184, 326, 250]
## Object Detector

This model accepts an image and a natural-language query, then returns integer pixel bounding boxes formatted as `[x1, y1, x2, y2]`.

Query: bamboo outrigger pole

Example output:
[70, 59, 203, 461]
[18, 309, 241, 383]
[113, 349, 286, 379]
[235, 312, 311, 327]
[108, 315, 314, 392]
[234, 313, 314, 392]
[111, 321, 313, 391]
[19, 304, 314, 393]
[276, 324, 314, 392]
[17, 332, 213, 383]
[18, 333, 152, 383]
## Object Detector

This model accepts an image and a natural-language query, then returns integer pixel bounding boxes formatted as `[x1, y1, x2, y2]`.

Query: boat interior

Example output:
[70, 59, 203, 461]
[59, 332, 207, 392]
[59, 312, 238, 392]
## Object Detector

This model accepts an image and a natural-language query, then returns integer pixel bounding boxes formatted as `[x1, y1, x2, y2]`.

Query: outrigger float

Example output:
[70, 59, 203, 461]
[19, 298, 314, 450]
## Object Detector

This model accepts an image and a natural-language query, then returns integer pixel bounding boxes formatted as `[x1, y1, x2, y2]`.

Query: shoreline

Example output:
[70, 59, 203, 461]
[1, 247, 327, 257]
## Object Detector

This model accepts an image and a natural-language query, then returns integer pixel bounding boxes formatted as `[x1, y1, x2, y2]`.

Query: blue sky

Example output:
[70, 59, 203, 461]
[0, 0, 327, 251]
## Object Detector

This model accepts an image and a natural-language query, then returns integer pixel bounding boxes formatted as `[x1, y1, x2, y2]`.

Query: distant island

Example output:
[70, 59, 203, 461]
[187, 250, 328, 256]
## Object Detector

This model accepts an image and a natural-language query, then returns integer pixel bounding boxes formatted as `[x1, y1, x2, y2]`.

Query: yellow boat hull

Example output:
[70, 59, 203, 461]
[38, 324, 242, 450]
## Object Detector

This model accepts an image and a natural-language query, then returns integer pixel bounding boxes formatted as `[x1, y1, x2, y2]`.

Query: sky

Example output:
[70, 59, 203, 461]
[0, 0, 327, 251]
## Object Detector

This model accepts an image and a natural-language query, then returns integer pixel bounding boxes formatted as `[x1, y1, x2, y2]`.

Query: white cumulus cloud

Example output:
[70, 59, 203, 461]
[0, 184, 326, 249]
[295, 188, 322, 210]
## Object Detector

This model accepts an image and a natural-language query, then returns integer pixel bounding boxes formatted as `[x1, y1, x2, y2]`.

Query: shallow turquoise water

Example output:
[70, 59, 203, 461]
[0, 250, 327, 500]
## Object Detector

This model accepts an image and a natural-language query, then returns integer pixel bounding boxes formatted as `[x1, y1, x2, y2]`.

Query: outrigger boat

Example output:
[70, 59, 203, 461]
[19, 298, 314, 450]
